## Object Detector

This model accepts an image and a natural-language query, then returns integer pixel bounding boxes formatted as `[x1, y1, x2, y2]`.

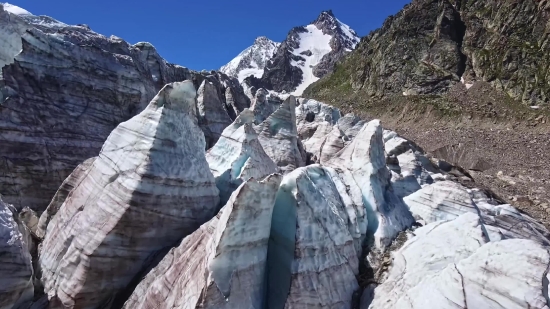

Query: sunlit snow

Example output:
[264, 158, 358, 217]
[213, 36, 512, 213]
[290, 25, 333, 96]
[2, 2, 32, 15]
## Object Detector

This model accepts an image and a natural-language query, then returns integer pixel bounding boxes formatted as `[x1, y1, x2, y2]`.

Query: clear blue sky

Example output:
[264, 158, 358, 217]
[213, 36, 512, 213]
[9, 0, 411, 71]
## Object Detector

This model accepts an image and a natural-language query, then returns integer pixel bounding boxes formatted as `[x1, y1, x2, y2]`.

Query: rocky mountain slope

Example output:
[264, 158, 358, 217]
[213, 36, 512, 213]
[224, 10, 360, 96]
[220, 36, 280, 82]
[0, 3, 249, 211]
[1, 2, 550, 309]
[304, 0, 550, 228]
[306, 0, 550, 106]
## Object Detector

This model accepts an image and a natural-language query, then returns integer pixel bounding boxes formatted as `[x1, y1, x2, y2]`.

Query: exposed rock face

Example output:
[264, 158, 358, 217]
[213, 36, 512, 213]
[39, 82, 220, 308]
[325, 120, 415, 248]
[257, 96, 306, 173]
[123, 175, 282, 309]
[220, 36, 280, 82]
[267, 165, 364, 309]
[369, 213, 550, 309]
[243, 10, 360, 95]
[196, 79, 233, 148]
[0, 197, 33, 309]
[206, 109, 277, 205]
[306, 0, 550, 107]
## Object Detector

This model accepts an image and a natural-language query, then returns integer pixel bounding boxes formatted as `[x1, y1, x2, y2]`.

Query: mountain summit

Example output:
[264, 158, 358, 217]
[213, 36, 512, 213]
[222, 10, 360, 96]
[220, 36, 280, 82]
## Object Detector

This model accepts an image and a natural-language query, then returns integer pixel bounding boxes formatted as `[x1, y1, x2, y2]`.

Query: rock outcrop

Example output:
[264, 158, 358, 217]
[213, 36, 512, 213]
[38, 82, 220, 308]
[369, 213, 550, 309]
[220, 36, 280, 82]
[243, 10, 360, 95]
[0, 197, 33, 309]
[123, 175, 282, 309]
[206, 109, 277, 205]
[257, 96, 306, 173]
[306, 0, 550, 107]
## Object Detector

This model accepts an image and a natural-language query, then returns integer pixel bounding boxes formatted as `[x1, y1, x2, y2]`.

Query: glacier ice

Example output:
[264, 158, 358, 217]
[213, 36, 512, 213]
[0, 196, 34, 309]
[267, 166, 363, 308]
[123, 174, 282, 309]
[38, 81, 220, 308]
[257, 96, 306, 173]
[325, 120, 415, 249]
[370, 213, 550, 309]
[206, 108, 277, 206]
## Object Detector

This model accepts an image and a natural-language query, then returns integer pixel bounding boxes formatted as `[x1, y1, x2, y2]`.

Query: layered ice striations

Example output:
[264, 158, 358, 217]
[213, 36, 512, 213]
[206, 108, 277, 205]
[326, 120, 415, 249]
[123, 175, 282, 309]
[39, 81, 220, 308]
[257, 96, 306, 173]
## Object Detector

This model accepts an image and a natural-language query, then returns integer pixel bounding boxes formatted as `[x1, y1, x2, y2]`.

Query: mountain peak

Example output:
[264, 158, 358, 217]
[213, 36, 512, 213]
[314, 10, 337, 25]
[254, 36, 272, 45]
[320, 10, 335, 17]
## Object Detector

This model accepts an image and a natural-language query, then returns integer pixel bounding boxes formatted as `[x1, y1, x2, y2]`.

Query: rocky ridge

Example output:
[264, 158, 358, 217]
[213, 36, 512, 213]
[220, 36, 280, 82]
[229, 10, 360, 96]
[306, 0, 550, 107]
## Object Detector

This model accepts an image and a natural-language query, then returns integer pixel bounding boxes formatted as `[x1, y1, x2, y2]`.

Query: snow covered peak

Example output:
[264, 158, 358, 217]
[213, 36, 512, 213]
[254, 36, 272, 45]
[239, 10, 361, 96]
[1, 2, 68, 29]
[312, 10, 360, 50]
[1, 2, 32, 15]
[220, 36, 280, 83]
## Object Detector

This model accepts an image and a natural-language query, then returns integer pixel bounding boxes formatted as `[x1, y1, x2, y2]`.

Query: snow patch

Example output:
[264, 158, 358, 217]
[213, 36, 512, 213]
[336, 18, 360, 49]
[290, 25, 333, 96]
[237, 67, 263, 82]
[2, 2, 32, 15]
